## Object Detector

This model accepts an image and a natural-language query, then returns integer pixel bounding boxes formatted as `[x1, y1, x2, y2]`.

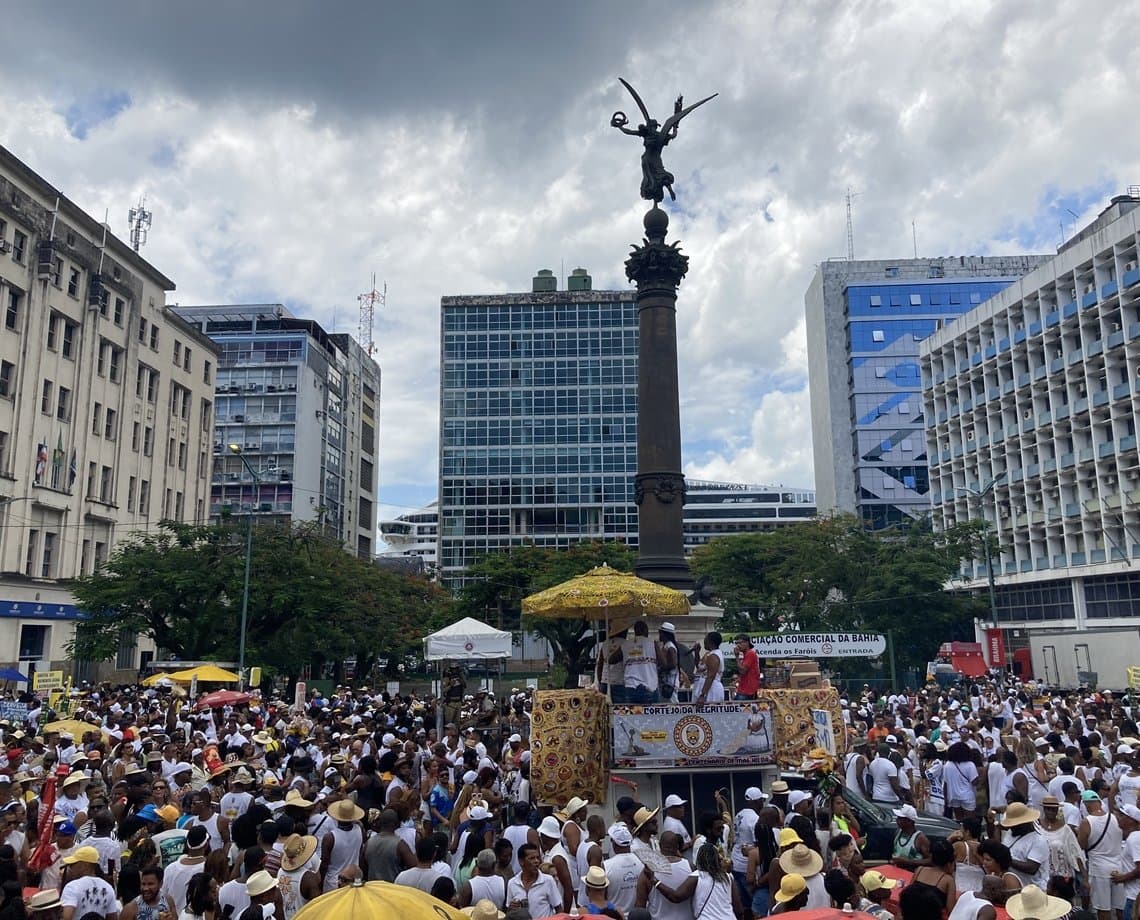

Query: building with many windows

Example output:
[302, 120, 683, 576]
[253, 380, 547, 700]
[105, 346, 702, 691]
[806, 256, 1048, 528]
[922, 194, 1140, 629]
[683, 482, 817, 553]
[439, 269, 638, 584]
[173, 305, 381, 558]
[378, 502, 439, 569]
[0, 146, 219, 675]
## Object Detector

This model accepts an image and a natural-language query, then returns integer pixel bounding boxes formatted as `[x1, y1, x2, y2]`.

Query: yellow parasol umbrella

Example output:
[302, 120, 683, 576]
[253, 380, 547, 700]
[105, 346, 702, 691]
[293, 879, 467, 920]
[166, 665, 240, 684]
[522, 562, 691, 625]
[42, 719, 108, 739]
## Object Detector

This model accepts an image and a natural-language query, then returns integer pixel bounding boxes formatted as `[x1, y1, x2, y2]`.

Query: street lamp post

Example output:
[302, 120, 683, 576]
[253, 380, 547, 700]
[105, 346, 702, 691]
[228, 445, 260, 689]
[959, 472, 1007, 629]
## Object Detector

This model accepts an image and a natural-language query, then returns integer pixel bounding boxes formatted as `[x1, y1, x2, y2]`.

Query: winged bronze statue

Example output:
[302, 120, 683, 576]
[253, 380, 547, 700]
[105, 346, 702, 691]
[611, 78, 717, 203]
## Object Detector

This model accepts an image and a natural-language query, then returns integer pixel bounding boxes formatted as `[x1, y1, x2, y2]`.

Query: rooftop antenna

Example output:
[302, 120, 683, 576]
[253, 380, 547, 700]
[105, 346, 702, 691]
[912, 220, 918, 259]
[357, 274, 385, 357]
[128, 197, 152, 253]
[845, 186, 859, 261]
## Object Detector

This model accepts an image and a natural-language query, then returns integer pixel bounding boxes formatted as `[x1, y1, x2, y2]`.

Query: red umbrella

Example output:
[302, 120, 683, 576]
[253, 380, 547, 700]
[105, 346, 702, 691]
[27, 773, 57, 872]
[779, 911, 879, 919]
[194, 690, 251, 711]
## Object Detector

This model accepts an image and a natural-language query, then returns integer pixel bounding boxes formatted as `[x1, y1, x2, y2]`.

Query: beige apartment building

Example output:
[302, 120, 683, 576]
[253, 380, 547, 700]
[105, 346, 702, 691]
[0, 146, 218, 678]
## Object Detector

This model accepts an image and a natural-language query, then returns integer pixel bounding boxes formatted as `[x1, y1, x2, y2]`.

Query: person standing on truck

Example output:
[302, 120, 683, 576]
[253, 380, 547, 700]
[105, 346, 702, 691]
[657, 623, 680, 703]
[732, 635, 760, 701]
[611, 621, 659, 705]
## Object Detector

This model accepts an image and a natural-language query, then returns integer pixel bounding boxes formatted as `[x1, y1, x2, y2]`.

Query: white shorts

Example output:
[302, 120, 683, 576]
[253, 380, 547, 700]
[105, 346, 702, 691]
[1089, 874, 1126, 912]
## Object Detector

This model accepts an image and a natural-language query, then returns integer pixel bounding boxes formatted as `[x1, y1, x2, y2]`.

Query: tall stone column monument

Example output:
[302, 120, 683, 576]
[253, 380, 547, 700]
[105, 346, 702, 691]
[611, 79, 716, 591]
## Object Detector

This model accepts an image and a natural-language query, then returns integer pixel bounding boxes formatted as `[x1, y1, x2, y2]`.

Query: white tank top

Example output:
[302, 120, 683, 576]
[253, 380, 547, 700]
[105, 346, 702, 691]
[576, 838, 597, 902]
[190, 813, 223, 854]
[322, 824, 363, 891]
[278, 863, 314, 919]
[622, 637, 658, 690]
[949, 890, 990, 920]
[502, 824, 531, 874]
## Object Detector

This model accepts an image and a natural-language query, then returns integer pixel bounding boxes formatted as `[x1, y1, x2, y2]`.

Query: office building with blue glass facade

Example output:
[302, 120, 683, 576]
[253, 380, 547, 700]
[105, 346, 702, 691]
[438, 270, 640, 585]
[807, 257, 1048, 528]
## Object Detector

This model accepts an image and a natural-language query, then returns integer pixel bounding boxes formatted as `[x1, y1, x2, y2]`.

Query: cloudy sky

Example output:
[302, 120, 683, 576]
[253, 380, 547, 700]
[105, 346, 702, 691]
[2, 0, 1138, 527]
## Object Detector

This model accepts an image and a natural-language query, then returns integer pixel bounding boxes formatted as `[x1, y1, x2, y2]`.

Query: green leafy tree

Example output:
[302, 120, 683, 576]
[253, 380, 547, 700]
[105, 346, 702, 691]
[691, 514, 987, 671]
[458, 540, 636, 687]
[72, 520, 456, 682]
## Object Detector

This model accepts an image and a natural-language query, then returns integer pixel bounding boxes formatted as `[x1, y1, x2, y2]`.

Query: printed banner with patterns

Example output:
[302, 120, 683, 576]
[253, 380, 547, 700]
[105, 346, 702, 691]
[531, 689, 611, 806]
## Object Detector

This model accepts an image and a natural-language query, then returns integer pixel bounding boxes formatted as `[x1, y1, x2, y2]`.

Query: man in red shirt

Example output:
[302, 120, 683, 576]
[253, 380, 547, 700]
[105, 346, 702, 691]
[733, 634, 760, 700]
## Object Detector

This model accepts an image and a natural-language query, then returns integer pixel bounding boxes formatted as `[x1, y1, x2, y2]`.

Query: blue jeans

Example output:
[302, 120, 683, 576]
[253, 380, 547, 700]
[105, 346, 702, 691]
[732, 870, 752, 914]
[735, 692, 755, 701]
[1125, 897, 1134, 920]
[625, 685, 658, 704]
[751, 886, 770, 917]
[610, 685, 628, 704]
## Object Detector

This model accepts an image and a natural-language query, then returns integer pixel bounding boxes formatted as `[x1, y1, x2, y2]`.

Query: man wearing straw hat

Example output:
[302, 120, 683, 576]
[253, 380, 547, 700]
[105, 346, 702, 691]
[278, 834, 322, 919]
[778, 843, 827, 909]
[319, 797, 364, 893]
[1003, 884, 1071, 920]
[1002, 802, 1049, 890]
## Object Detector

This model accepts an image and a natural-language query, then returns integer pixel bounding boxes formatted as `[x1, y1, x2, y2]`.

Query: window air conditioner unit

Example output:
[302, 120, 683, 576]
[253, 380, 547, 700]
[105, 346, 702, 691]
[1085, 284, 1095, 294]
[233, 414, 245, 422]
[0, 241, 11, 254]
[226, 473, 239, 481]
[967, 429, 975, 440]
[1127, 262, 1137, 272]
[1023, 409, 1033, 419]
[245, 442, 258, 450]
[1113, 323, 1122, 332]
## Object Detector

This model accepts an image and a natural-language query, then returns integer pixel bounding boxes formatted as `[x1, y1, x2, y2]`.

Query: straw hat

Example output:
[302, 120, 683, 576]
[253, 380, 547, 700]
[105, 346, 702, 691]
[285, 789, 314, 808]
[583, 866, 610, 890]
[463, 900, 505, 920]
[328, 799, 364, 823]
[778, 843, 823, 878]
[632, 806, 659, 834]
[61, 772, 86, 789]
[1005, 885, 1071, 920]
[774, 873, 807, 903]
[26, 889, 62, 911]
[1001, 802, 1041, 827]
[564, 795, 590, 816]
[281, 834, 319, 871]
[245, 870, 276, 897]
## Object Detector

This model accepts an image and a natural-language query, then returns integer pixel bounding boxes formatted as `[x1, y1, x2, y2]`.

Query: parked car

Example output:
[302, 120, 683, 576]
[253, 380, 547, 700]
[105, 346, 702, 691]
[785, 771, 959, 861]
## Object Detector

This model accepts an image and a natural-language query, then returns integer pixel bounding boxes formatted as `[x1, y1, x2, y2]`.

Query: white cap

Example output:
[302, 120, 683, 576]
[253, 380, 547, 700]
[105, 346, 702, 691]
[884, 734, 898, 743]
[788, 790, 812, 808]
[893, 804, 918, 821]
[607, 823, 633, 846]
[382, 733, 396, 745]
[463, 770, 478, 785]
[508, 733, 522, 743]
[1118, 744, 1135, 755]
[538, 816, 562, 838]
[744, 786, 766, 802]
[664, 794, 687, 808]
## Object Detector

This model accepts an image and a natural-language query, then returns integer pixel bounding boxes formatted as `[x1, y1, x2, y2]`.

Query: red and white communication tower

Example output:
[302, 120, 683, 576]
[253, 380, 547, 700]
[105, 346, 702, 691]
[357, 273, 385, 357]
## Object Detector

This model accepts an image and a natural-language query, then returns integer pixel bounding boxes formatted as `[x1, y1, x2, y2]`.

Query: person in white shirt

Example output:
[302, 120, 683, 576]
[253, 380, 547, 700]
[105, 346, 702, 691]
[662, 794, 692, 858]
[507, 843, 563, 917]
[868, 746, 903, 805]
[59, 845, 121, 920]
[731, 787, 764, 903]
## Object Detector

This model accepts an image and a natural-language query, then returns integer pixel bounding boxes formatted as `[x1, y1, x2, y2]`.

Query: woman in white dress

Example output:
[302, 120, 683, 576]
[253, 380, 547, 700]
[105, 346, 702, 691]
[690, 632, 725, 705]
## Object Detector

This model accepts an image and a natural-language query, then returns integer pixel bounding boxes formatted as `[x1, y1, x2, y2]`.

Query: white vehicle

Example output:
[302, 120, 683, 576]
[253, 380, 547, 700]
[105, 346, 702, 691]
[1028, 627, 1140, 689]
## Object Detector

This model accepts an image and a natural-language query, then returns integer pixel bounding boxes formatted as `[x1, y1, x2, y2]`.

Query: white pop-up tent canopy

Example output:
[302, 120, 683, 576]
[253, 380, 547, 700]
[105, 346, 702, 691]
[423, 616, 513, 661]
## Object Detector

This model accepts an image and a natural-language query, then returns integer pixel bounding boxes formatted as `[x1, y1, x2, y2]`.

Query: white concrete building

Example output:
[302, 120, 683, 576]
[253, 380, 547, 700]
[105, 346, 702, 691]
[0, 146, 218, 676]
[921, 193, 1140, 629]
[683, 481, 816, 554]
[173, 306, 381, 557]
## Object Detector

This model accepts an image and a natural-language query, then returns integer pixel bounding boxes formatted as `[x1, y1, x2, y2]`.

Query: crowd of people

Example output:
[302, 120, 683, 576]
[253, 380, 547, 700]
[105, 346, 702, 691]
[0, 673, 1132, 920]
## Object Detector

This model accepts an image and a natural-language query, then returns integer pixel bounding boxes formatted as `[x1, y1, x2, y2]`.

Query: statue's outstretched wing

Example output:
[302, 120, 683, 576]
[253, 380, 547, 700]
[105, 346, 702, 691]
[660, 93, 718, 135]
[618, 78, 652, 124]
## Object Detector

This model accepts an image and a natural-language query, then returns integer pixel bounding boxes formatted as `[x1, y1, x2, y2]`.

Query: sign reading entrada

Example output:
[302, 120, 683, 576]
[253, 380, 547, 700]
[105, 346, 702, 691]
[747, 633, 887, 658]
